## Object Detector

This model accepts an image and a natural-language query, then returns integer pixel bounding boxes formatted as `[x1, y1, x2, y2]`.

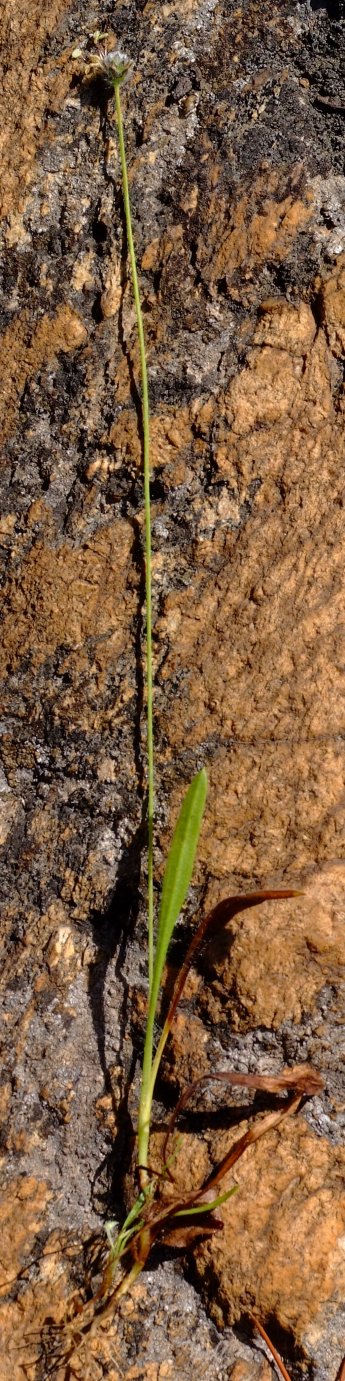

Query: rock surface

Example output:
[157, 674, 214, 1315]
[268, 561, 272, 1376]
[1, 1, 345, 1378]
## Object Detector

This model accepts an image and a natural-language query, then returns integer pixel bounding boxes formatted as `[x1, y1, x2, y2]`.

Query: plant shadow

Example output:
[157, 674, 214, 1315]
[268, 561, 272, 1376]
[87, 821, 145, 1217]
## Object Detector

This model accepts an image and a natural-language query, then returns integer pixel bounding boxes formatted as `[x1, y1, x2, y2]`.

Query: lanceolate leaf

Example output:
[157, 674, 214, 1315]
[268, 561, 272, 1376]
[140, 769, 208, 1146]
[151, 769, 208, 1014]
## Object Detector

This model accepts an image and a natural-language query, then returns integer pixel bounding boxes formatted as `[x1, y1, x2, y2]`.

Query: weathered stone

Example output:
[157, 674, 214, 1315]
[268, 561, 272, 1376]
[1, 1, 345, 1377]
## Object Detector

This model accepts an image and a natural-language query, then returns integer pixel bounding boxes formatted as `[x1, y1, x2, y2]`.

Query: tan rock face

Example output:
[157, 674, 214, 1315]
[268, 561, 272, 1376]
[1, 515, 134, 683]
[157, 272, 344, 898]
[194, 1119, 345, 1345]
[0, 1179, 64, 1381]
[195, 171, 314, 297]
[196, 866, 344, 1030]
[229, 1366, 271, 1381]
[0, 305, 88, 442]
[0, 0, 71, 219]
[153, 269, 345, 1371]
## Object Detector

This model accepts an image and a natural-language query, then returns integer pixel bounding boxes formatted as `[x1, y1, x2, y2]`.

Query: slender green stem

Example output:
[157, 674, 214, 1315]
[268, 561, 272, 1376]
[113, 79, 154, 996]
[137, 996, 157, 1180]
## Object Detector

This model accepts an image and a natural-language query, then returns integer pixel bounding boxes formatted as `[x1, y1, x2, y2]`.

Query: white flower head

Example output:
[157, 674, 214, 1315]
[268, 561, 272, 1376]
[96, 46, 132, 84]
[73, 33, 132, 86]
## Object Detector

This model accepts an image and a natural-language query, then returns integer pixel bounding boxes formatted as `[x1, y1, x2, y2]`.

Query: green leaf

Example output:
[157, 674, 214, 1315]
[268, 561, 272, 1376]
[173, 1185, 238, 1217]
[138, 769, 208, 1167]
[152, 768, 208, 1008]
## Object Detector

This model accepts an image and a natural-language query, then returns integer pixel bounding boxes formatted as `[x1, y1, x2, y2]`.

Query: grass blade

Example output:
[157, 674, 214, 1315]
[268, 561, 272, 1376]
[172, 1186, 237, 1217]
[153, 767, 208, 998]
[138, 768, 207, 1178]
